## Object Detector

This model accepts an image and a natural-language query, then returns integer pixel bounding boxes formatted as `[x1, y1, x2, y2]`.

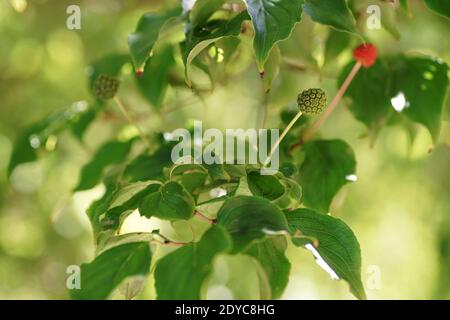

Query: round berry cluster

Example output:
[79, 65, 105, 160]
[93, 74, 120, 100]
[297, 88, 327, 115]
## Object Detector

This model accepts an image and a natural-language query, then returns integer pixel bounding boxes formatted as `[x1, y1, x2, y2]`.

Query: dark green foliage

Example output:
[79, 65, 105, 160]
[7, 0, 449, 302]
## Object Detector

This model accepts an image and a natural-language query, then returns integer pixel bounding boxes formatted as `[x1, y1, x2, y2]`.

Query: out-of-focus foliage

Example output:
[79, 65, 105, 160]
[0, 0, 449, 300]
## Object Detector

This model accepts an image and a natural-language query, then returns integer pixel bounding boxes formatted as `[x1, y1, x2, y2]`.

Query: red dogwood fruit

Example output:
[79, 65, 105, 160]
[353, 44, 378, 68]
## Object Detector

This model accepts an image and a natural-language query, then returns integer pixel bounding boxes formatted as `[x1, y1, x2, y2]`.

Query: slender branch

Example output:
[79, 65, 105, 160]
[257, 92, 269, 130]
[113, 96, 151, 149]
[162, 96, 201, 114]
[195, 211, 217, 225]
[294, 61, 362, 149]
[151, 232, 191, 247]
[263, 110, 304, 167]
[151, 239, 188, 247]
[282, 56, 308, 72]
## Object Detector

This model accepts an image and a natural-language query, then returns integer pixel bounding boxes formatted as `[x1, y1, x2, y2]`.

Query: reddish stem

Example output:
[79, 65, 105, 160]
[195, 211, 217, 225]
[291, 61, 362, 151]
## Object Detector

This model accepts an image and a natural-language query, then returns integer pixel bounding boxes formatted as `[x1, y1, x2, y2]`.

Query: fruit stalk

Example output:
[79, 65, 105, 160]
[263, 110, 303, 167]
[113, 96, 152, 149]
[300, 61, 362, 144]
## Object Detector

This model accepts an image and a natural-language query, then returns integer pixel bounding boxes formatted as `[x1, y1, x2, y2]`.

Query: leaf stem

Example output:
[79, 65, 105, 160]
[113, 96, 151, 149]
[295, 61, 362, 148]
[257, 91, 269, 130]
[195, 211, 217, 225]
[152, 232, 191, 247]
[263, 110, 303, 167]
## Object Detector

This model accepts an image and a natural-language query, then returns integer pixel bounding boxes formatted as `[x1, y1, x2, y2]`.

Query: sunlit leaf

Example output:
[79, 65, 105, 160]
[74, 139, 135, 191]
[380, 2, 400, 40]
[154, 225, 231, 299]
[128, 8, 182, 72]
[190, 0, 226, 27]
[286, 208, 366, 300]
[304, 0, 357, 33]
[244, 0, 304, 72]
[324, 29, 352, 65]
[183, 11, 249, 86]
[101, 181, 162, 230]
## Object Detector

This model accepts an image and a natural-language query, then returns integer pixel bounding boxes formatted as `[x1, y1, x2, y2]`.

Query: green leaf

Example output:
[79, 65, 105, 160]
[379, 2, 400, 40]
[278, 162, 298, 178]
[7, 123, 46, 178]
[123, 143, 174, 182]
[297, 140, 356, 213]
[272, 176, 302, 210]
[169, 163, 210, 194]
[85, 177, 160, 243]
[101, 181, 162, 230]
[190, 0, 226, 27]
[247, 171, 285, 201]
[244, 0, 304, 72]
[70, 241, 151, 300]
[86, 176, 120, 241]
[390, 56, 449, 142]
[217, 195, 289, 253]
[154, 225, 231, 299]
[304, 0, 357, 33]
[399, 0, 409, 11]
[136, 46, 175, 109]
[324, 29, 352, 65]
[183, 11, 249, 86]
[70, 107, 97, 141]
[223, 164, 247, 178]
[8, 101, 96, 177]
[246, 237, 291, 299]
[262, 45, 281, 92]
[340, 56, 449, 142]
[423, 0, 450, 19]
[339, 60, 393, 135]
[181, 172, 208, 193]
[128, 8, 182, 72]
[138, 181, 195, 220]
[286, 208, 366, 300]
[74, 139, 134, 191]
[206, 163, 231, 181]
[87, 54, 129, 96]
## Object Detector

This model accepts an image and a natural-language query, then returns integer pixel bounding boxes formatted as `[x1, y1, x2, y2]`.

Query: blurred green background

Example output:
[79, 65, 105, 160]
[0, 0, 449, 299]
